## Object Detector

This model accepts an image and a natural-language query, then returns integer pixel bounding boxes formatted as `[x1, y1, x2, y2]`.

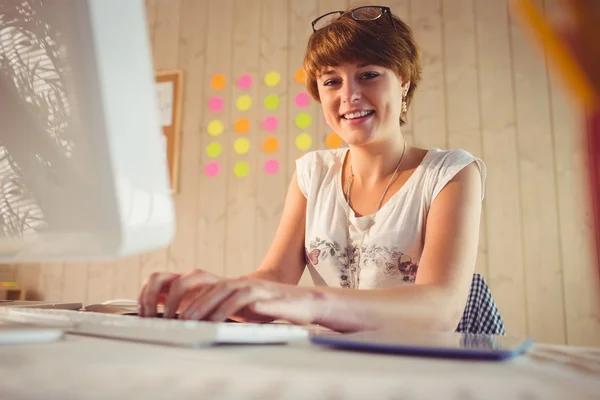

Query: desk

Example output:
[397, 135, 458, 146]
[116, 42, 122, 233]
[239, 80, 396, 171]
[0, 334, 599, 399]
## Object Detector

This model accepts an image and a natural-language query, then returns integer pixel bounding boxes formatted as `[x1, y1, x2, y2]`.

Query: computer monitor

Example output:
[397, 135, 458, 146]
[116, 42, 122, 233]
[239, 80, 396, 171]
[0, 0, 175, 262]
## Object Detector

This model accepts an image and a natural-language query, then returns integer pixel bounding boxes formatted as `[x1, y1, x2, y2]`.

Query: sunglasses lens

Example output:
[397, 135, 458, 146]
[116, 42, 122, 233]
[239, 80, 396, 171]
[352, 7, 383, 20]
[313, 12, 342, 30]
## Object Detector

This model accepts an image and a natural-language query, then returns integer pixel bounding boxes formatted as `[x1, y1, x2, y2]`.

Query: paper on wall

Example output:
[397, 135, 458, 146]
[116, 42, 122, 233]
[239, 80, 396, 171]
[156, 81, 173, 127]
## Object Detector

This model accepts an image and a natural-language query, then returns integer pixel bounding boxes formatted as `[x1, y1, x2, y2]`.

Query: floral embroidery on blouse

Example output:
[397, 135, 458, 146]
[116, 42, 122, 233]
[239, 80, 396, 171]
[305, 238, 419, 288]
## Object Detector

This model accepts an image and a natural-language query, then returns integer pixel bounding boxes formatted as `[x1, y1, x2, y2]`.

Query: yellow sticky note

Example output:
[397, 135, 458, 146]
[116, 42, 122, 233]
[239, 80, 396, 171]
[295, 133, 312, 151]
[234, 161, 250, 178]
[234, 137, 250, 154]
[236, 95, 252, 111]
[207, 120, 224, 136]
[206, 142, 222, 158]
[264, 71, 281, 87]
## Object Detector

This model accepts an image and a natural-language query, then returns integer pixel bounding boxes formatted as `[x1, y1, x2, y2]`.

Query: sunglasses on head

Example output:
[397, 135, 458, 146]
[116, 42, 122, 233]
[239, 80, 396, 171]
[311, 6, 396, 32]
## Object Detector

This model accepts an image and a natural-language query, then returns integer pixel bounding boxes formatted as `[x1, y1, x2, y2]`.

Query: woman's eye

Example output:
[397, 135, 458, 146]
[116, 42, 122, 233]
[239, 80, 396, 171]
[323, 79, 340, 86]
[361, 72, 379, 79]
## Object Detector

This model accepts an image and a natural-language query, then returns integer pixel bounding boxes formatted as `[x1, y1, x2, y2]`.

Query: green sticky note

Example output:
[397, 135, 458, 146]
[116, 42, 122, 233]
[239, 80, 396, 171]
[206, 142, 222, 158]
[234, 161, 250, 178]
[295, 112, 312, 129]
[264, 94, 280, 110]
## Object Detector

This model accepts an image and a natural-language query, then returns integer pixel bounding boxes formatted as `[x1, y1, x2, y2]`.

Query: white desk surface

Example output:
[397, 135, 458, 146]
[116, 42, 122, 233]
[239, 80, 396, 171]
[1, 331, 599, 400]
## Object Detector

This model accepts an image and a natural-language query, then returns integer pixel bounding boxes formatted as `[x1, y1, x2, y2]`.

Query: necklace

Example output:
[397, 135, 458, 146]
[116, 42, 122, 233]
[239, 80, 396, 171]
[343, 142, 407, 289]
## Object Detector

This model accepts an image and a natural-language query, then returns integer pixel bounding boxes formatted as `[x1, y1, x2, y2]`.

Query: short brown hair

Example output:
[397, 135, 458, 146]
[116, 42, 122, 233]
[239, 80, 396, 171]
[302, 9, 422, 125]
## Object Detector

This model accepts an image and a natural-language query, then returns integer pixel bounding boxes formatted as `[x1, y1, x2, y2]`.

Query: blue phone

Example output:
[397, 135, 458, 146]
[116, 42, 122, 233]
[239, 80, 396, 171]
[310, 330, 534, 361]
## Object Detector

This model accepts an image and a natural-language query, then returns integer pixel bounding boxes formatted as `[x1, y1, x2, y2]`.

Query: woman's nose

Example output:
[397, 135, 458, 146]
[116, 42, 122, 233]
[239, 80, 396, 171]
[341, 80, 361, 104]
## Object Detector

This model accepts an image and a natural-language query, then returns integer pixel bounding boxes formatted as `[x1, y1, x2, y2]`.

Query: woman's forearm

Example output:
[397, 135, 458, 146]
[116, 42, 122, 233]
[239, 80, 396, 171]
[246, 269, 280, 282]
[309, 284, 464, 333]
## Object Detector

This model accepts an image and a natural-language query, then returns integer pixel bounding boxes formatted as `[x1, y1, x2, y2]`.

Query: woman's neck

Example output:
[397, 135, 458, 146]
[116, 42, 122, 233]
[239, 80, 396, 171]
[346, 135, 409, 187]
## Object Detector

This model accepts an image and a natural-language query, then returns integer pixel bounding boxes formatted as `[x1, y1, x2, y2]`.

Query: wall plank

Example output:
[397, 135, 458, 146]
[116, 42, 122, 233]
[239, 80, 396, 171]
[289, 0, 320, 287]
[224, 0, 261, 277]
[508, 0, 566, 344]
[384, 1, 413, 146]
[16, 264, 42, 300]
[254, 0, 290, 268]
[195, 0, 234, 277]
[139, 0, 181, 288]
[410, 0, 446, 150]
[167, 0, 208, 276]
[287, 0, 318, 185]
[442, 0, 488, 278]
[38, 262, 64, 301]
[475, 0, 527, 336]
[543, 0, 600, 347]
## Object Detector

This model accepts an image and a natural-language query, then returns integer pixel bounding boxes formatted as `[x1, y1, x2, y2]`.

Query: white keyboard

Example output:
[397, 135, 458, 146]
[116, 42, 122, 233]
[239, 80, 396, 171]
[0, 307, 309, 347]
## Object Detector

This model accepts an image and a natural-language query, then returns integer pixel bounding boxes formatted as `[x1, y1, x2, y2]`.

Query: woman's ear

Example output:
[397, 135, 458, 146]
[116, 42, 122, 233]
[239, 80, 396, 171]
[402, 80, 411, 95]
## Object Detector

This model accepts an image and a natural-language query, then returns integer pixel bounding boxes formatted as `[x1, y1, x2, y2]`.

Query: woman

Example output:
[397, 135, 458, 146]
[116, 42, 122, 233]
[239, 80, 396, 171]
[138, 6, 485, 333]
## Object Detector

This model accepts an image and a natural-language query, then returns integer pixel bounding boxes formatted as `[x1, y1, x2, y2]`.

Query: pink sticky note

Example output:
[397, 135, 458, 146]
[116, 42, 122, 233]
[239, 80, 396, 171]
[264, 159, 279, 175]
[294, 92, 310, 108]
[208, 96, 223, 112]
[262, 116, 278, 132]
[237, 74, 253, 90]
[204, 161, 220, 177]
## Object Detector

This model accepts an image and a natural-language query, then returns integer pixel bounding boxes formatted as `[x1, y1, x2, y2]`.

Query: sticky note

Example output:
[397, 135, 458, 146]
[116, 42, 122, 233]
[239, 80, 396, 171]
[207, 120, 224, 136]
[205, 161, 220, 177]
[295, 133, 312, 151]
[262, 116, 278, 132]
[264, 94, 280, 110]
[264, 159, 279, 175]
[234, 118, 250, 134]
[294, 68, 306, 85]
[262, 137, 279, 153]
[264, 71, 281, 87]
[211, 74, 226, 90]
[237, 74, 252, 90]
[236, 95, 252, 111]
[208, 96, 224, 112]
[325, 132, 344, 149]
[295, 112, 312, 129]
[294, 92, 310, 108]
[206, 142, 222, 158]
[234, 137, 250, 154]
[234, 161, 250, 178]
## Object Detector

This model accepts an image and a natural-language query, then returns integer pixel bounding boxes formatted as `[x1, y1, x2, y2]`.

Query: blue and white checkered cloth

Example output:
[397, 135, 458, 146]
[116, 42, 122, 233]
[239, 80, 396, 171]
[456, 273, 505, 335]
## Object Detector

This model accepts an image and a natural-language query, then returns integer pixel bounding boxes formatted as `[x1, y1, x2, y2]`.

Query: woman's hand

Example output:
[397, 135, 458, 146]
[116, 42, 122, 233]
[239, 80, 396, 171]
[175, 277, 322, 325]
[138, 270, 322, 325]
[138, 269, 222, 318]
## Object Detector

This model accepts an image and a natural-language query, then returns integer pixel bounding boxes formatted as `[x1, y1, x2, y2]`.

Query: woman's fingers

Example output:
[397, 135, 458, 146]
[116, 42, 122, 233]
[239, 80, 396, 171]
[162, 270, 222, 318]
[140, 273, 318, 326]
[205, 286, 261, 322]
[249, 298, 313, 326]
[179, 279, 243, 320]
[138, 272, 180, 317]
[179, 278, 286, 323]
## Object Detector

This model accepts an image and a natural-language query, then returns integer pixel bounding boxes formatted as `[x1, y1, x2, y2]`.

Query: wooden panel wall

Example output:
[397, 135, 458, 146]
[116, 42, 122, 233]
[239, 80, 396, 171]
[10, 0, 600, 347]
